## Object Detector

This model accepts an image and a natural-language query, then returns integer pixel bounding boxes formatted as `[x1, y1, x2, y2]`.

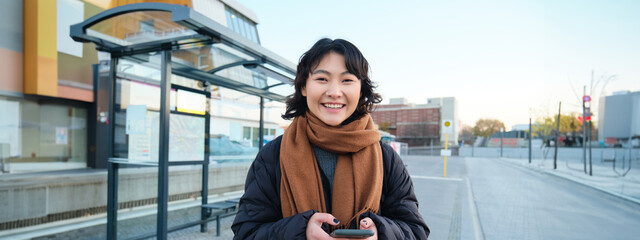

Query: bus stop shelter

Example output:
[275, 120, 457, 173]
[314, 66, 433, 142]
[70, 3, 295, 239]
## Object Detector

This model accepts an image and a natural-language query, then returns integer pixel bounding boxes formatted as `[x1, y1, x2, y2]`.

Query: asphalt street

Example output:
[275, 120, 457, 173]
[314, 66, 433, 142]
[404, 155, 640, 240]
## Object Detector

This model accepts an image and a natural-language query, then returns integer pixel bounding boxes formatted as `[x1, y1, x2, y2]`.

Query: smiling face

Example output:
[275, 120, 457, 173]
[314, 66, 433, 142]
[301, 52, 361, 126]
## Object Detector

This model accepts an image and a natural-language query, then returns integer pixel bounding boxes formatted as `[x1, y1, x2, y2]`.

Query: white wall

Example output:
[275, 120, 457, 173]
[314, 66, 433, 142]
[192, 0, 227, 27]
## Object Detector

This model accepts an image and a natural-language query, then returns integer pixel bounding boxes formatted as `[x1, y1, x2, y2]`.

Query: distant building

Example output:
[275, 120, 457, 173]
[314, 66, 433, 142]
[512, 124, 530, 131]
[486, 130, 530, 147]
[597, 90, 640, 141]
[371, 97, 458, 146]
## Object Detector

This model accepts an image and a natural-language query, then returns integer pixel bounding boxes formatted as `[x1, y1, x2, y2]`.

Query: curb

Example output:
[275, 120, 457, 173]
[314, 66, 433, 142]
[495, 158, 640, 207]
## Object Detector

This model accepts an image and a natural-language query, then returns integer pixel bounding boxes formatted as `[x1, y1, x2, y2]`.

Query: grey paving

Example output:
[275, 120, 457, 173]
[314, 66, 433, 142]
[403, 156, 475, 240]
[466, 157, 640, 240]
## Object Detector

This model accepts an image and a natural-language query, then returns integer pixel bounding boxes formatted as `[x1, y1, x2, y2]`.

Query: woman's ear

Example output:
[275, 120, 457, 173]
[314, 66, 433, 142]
[301, 87, 307, 97]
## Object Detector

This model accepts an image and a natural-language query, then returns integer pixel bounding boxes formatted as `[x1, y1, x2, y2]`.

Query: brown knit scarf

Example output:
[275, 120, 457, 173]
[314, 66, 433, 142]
[280, 112, 383, 229]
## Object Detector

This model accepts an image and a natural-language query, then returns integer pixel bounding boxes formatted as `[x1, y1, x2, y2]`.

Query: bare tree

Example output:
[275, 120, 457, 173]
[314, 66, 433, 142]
[472, 119, 505, 138]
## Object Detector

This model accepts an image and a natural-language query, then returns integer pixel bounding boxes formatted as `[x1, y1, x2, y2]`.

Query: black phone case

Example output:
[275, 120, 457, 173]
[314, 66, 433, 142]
[330, 229, 374, 239]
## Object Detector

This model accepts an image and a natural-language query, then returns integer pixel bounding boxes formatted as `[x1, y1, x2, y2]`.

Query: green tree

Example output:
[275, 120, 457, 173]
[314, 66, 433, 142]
[532, 116, 554, 141]
[533, 113, 584, 141]
[472, 119, 505, 138]
[557, 113, 583, 133]
[378, 122, 390, 132]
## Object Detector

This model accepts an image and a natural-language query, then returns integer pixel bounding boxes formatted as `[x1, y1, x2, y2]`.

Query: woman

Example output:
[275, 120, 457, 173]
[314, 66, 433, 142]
[232, 38, 429, 239]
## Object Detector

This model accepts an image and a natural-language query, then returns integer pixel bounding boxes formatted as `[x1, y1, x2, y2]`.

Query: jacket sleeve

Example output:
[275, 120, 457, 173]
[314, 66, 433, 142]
[363, 143, 430, 239]
[232, 138, 315, 240]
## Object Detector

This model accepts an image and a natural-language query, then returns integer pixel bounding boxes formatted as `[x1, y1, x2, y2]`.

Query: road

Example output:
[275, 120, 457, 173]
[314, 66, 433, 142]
[404, 156, 640, 240]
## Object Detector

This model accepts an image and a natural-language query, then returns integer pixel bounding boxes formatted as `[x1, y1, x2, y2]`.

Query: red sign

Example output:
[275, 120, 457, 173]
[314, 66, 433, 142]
[583, 95, 591, 102]
[605, 138, 616, 144]
[578, 116, 592, 123]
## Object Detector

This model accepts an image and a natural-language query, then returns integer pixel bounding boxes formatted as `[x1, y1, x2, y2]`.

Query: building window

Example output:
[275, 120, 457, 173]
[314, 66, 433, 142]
[197, 54, 210, 69]
[0, 97, 87, 173]
[140, 19, 155, 34]
[224, 6, 260, 44]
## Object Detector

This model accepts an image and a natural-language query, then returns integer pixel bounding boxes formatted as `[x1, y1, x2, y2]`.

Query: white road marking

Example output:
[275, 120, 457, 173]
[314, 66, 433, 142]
[410, 175, 463, 182]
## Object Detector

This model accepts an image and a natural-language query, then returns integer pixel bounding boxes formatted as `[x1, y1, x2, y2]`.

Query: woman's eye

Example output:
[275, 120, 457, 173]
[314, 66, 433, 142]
[316, 78, 327, 82]
[343, 79, 355, 83]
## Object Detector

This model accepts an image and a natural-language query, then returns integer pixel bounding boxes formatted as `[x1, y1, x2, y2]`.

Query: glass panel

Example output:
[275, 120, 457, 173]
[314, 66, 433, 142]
[252, 127, 260, 148]
[242, 19, 253, 41]
[243, 127, 251, 141]
[114, 53, 206, 163]
[172, 46, 216, 72]
[251, 24, 259, 43]
[266, 77, 295, 97]
[116, 165, 157, 239]
[230, 12, 240, 33]
[87, 11, 196, 46]
[224, 6, 260, 43]
[210, 45, 256, 86]
[209, 87, 263, 166]
[225, 10, 232, 28]
[0, 97, 87, 174]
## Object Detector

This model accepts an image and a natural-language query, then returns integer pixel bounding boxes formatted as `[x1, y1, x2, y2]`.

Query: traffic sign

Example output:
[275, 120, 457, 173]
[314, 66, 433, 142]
[442, 119, 453, 134]
[583, 95, 591, 102]
[440, 149, 452, 156]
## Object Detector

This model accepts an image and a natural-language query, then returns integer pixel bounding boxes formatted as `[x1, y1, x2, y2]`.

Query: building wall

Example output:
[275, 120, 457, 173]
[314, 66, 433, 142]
[373, 97, 459, 146]
[598, 91, 640, 139]
[371, 105, 440, 146]
[192, 0, 227, 26]
[0, 1, 23, 93]
[435, 97, 459, 145]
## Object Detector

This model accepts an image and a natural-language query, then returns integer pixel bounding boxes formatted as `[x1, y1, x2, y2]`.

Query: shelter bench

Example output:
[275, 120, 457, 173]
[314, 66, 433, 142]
[202, 198, 241, 236]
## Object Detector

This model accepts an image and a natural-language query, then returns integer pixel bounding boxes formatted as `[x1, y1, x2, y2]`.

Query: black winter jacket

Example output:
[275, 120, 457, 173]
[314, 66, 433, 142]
[231, 136, 430, 239]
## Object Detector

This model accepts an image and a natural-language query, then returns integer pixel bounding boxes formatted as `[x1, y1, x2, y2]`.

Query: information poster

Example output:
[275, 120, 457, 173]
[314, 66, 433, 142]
[128, 110, 205, 163]
[127, 105, 151, 161]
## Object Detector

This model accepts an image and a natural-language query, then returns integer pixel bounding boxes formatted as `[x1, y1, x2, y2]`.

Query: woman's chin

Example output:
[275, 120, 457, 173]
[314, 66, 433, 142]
[319, 117, 344, 126]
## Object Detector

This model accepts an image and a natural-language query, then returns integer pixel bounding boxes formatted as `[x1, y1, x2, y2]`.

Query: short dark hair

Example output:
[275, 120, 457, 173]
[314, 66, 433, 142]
[282, 38, 382, 123]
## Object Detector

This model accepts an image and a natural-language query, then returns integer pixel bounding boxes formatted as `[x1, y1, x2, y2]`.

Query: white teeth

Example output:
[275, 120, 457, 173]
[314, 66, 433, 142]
[323, 104, 344, 109]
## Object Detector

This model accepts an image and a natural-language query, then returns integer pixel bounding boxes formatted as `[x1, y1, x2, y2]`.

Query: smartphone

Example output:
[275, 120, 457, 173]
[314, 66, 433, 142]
[329, 229, 374, 239]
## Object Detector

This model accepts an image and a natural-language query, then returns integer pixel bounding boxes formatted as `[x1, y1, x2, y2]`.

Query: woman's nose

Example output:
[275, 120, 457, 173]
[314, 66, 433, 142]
[325, 81, 342, 98]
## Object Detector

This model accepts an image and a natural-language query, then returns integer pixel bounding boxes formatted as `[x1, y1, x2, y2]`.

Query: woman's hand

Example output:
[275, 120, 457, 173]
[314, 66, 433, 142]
[359, 217, 378, 240]
[306, 213, 346, 240]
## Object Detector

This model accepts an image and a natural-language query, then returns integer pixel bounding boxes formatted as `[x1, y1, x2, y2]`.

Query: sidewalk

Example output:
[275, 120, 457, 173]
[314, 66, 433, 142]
[498, 156, 640, 205]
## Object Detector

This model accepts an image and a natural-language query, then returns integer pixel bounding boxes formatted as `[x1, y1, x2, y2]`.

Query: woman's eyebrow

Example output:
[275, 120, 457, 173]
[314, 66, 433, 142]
[311, 70, 355, 76]
[312, 69, 330, 75]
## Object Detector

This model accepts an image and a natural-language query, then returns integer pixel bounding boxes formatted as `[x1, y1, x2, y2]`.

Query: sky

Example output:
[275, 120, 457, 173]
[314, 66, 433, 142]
[238, 0, 640, 130]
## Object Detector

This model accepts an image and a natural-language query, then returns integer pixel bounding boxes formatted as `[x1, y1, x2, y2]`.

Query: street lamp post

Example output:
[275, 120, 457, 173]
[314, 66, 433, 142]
[554, 102, 561, 169]
[500, 128, 504, 158]
[529, 117, 532, 164]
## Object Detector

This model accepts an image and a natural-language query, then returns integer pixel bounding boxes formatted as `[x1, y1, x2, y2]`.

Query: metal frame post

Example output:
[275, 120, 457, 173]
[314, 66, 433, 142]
[583, 86, 587, 173]
[259, 97, 264, 149]
[529, 118, 532, 164]
[201, 87, 211, 232]
[157, 50, 172, 240]
[500, 128, 503, 158]
[106, 56, 118, 240]
[107, 162, 119, 239]
[589, 120, 593, 176]
[554, 102, 561, 169]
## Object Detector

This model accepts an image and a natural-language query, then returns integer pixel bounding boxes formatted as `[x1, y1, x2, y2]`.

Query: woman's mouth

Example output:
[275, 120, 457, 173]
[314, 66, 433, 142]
[322, 103, 345, 109]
